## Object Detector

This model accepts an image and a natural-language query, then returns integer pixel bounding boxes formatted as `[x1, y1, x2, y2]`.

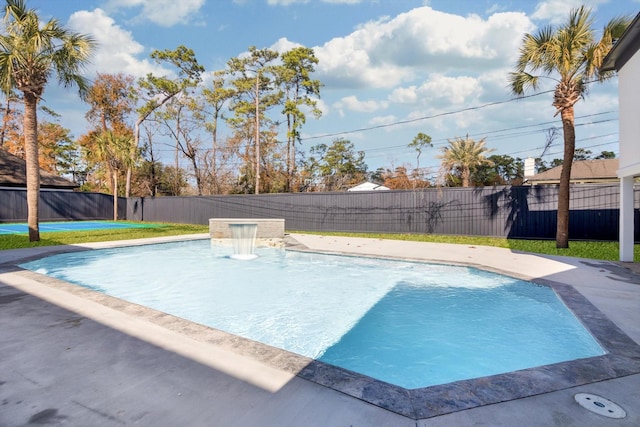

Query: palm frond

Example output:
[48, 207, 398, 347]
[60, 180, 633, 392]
[515, 26, 555, 73]
[509, 71, 539, 95]
[510, 4, 627, 103]
[554, 7, 594, 76]
[606, 15, 633, 41]
[590, 14, 634, 80]
[0, 1, 96, 99]
[3, 0, 29, 25]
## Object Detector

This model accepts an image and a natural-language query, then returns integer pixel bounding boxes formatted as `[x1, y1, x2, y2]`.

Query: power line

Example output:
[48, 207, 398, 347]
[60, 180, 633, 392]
[151, 127, 620, 172]
[299, 90, 556, 142]
[361, 111, 617, 154]
[148, 88, 619, 173]
[404, 138, 619, 174]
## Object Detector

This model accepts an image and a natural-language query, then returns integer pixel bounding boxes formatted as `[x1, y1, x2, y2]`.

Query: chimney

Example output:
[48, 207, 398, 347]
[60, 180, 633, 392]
[524, 157, 536, 178]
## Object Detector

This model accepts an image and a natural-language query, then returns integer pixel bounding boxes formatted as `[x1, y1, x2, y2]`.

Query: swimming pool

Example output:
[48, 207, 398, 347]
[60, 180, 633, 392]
[19, 239, 605, 389]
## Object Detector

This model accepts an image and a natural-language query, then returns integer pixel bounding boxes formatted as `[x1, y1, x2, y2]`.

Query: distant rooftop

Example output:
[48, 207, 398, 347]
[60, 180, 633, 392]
[0, 148, 78, 189]
[348, 181, 390, 191]
[526, 159, 619, 185]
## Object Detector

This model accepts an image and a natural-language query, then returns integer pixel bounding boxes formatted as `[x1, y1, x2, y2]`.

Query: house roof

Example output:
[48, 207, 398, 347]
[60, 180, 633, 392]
[347, 181, 390, 191]
[601, 12, 640, 72]
[0, 148, 78, 189]
[526, 159, 619, 185]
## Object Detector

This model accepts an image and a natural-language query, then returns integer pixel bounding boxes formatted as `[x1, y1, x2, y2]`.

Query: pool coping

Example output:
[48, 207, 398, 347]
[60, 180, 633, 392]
[2, 235, 640, 420]
[284, 237, 640, 418]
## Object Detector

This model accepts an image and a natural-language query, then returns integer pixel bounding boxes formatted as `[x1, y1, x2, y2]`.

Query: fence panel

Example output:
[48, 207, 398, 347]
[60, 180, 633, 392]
[124, 184, 624, 240]
[0, 185, 631, 240]
[0, 189, 126, 222]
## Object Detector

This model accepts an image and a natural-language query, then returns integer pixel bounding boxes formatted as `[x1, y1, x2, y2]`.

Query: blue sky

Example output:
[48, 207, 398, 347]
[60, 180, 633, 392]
[27, 0, 640, 178]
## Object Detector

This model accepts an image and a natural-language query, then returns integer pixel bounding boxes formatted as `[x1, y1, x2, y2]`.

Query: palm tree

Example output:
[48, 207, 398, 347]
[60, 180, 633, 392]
[509, 6, 629, 249]
[438, 135, 493, 187]
[0, 0, 96, 241]
[94, 131, 136, 221]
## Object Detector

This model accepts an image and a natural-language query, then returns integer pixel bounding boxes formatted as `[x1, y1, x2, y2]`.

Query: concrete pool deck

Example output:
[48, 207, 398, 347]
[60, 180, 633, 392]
[0, 233, 639, 426]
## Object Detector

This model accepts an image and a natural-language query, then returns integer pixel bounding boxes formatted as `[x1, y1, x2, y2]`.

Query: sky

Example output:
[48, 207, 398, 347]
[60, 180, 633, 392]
[23, 0, 640, 179]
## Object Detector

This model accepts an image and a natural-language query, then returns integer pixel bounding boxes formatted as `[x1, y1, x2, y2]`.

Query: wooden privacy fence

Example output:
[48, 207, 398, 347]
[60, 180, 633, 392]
[126, 184, 628, 240]
[0, 189, 126, 223]
[0, 185, 629, 240]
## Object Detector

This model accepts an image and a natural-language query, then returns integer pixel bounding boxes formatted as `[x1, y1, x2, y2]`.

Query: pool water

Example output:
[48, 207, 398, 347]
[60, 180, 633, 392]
[20, 239, 605, 389]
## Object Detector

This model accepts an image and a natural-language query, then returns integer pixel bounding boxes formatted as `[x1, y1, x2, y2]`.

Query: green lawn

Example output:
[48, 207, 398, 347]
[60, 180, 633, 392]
[0, 222, 633, 262]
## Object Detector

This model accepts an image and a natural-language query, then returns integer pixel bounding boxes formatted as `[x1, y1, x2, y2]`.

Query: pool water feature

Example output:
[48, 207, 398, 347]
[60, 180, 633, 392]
[19, 239, 605, 389]
[229, 223, 258, 260]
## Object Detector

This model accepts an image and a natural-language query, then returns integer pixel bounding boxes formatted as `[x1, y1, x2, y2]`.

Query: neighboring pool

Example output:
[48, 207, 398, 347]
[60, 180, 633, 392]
[19, 239, 605, 389]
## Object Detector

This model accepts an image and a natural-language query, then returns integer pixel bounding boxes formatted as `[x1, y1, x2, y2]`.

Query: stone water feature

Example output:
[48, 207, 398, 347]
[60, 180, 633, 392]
[209, 218, 285, 259]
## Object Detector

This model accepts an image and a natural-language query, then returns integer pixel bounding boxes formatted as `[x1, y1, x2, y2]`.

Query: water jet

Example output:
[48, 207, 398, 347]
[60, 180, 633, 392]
[209, 218, 285, 259]
[229, 223, 259, 260]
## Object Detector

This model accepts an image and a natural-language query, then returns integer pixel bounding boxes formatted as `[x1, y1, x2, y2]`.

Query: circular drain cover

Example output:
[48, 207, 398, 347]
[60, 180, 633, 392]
[574, 393, 626, 419]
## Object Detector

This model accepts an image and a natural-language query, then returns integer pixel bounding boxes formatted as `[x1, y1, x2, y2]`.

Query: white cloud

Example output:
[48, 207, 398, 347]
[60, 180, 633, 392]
[105, 0, 205, 27]
[388, 74, 483, 113]
[532, 0, 610, 24]
[315, 26, 413, 89]
[68, 9, 169, 78]
[476, 68, 516, 101]
[314, 6, 534, 90]
[268, 0, 362, 3]
[269, 37, 302, 53]
[259, 0, 363, 5]
[416, 75, 483, 106]
[334, 95, 388, 113]
[486, 3, 506, 14]
[314, 98, 330, 117]
[369, 115, 397, 126]
[267, 0, 309, 5]
[389, 86, 419, 104]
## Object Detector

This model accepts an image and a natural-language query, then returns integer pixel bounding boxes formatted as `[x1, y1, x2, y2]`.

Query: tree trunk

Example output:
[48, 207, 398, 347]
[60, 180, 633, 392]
[556, 106, 575, 249]
[212, 120, 218, 194]
[286, 114, 292, 193]
[174, 142, 179, 195]
[462, 167, 470, 187]
[113, 169, 118, 221]
[291, 115, 298, 193]
[190, 152, 202, 196]
[129, 117, 144, 198]
[1, 96, 13, 148]
[23, 92, 40, 242]
[125, 166, 132, 198]
[255, 73, 260, 195]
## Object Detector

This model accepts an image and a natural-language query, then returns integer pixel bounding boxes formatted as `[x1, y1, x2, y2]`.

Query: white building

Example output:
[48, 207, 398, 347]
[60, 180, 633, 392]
[601, 13, 640, 262]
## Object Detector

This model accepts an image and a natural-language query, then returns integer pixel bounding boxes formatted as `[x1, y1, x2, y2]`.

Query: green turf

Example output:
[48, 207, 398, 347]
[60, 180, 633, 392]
[0, 221, 208, 250]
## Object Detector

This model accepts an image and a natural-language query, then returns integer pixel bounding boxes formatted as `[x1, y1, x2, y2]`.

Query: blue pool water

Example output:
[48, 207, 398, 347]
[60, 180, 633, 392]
[20, 239, 605, 389]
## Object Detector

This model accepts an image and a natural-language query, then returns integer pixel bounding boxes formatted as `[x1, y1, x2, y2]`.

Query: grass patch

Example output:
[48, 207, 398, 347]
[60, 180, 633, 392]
[290, 231, 635, 262]
[0, 221, 208, 250]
